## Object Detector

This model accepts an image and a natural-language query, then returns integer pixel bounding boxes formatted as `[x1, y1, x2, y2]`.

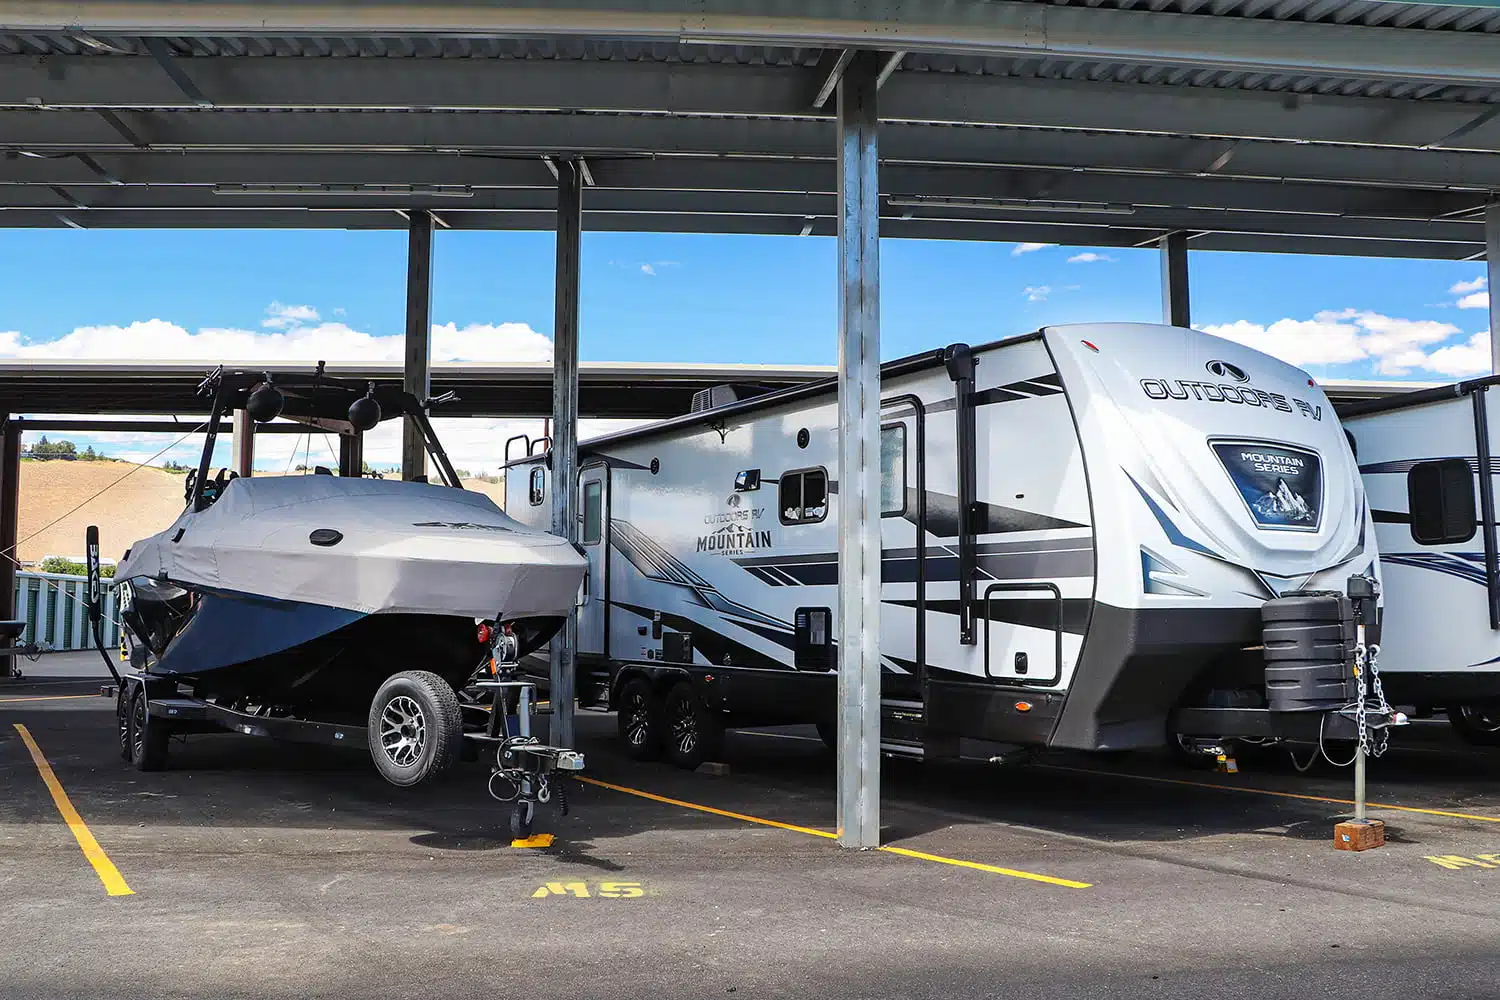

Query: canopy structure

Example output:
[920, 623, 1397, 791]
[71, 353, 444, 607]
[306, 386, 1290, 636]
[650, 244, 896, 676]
[1, 0, 1500, 259]
[4, 0, 1500, 847]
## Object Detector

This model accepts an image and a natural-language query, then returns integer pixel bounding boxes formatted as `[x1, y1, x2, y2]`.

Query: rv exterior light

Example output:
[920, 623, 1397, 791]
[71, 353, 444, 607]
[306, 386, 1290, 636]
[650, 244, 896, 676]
[246, 381, 285, 423]
[1082, 340, 1100, 353]
[348, 384, 381, 432]
[1014, 701, 1033, 713]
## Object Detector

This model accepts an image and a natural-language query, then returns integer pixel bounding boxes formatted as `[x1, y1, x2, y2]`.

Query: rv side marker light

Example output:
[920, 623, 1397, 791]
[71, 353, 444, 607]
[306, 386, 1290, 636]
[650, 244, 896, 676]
[1081, 340, 1099, 353]
[1015, 701, 1033, 713]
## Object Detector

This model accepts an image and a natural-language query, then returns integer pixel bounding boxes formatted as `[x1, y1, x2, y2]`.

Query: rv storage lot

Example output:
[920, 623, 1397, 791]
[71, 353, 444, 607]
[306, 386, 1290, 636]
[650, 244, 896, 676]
[3, 656, 1500, 999]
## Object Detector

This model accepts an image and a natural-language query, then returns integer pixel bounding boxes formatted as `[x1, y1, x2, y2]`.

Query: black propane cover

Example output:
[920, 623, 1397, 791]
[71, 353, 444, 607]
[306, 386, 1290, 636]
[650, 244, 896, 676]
[1262, 591, 1356, 713]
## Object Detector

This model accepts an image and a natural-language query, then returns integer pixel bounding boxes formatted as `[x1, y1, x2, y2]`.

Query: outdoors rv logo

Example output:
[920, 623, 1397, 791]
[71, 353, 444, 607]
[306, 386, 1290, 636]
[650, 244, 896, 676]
[697, 523, 773, 555]
[1205, 359, 1249, 383]
[1139, 370, 1323, 421]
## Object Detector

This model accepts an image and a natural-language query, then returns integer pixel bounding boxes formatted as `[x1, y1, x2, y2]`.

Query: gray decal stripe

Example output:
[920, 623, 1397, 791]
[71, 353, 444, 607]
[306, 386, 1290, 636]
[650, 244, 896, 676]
[910, 488, 1087, 537]
[734, 549, 1093, 586]
[735, 538, 1093, 569]
[889, 597, 1092, 636]
[1360, 458, 1480, 474]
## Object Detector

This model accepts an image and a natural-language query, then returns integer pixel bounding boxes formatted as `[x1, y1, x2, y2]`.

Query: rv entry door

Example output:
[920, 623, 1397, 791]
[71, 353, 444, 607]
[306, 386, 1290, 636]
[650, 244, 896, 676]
[577, 464, 610, 660]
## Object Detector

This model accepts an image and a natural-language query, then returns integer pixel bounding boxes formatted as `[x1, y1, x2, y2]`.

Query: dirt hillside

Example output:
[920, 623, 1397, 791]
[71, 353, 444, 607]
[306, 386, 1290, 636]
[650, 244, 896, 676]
[18, 459, 189, 565]
[17, 460, 511, 567]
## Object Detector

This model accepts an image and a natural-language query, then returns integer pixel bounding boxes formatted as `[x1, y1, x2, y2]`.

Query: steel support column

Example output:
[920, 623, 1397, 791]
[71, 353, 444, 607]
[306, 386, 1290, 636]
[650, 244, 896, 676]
[1160, 231, 1191, 328]
[403, 210, 434, 482]
[339, 432, 364, 478]
[1488, 204, 1500, 375]
[0, 416, 19, 678]
[231, 408, 254, 477]
[549, 159, 583, 752]
[835, 52, 883, 850]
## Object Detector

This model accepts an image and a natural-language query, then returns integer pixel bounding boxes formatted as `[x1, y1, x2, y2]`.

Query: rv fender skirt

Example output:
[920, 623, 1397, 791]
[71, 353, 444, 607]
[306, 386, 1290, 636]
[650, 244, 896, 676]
[1262, 591, 1356, 714]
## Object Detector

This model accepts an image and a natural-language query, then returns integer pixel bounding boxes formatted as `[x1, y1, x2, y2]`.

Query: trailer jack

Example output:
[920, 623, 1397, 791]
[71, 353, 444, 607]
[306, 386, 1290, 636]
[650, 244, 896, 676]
[466, 672, 585, 842]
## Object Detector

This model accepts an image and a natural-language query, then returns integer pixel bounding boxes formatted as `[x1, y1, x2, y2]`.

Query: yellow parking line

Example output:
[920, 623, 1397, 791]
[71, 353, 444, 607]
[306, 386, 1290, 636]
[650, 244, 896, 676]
[12, 723, 134, 896]
[578, 775, 1089, 888]
[0, 694, 99, 705]
[1039, 763, 1500, 825]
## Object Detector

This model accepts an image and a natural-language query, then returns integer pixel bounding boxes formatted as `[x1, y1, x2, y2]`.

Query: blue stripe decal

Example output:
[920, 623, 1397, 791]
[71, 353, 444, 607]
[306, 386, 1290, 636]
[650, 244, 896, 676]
[1126, 472, 1220, 558]
[1381, 552, 1489, 587]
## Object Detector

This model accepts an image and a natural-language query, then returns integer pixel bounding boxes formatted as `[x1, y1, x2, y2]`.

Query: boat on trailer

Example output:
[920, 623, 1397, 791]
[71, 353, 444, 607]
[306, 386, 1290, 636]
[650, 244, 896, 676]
[100, 365, 587, 837]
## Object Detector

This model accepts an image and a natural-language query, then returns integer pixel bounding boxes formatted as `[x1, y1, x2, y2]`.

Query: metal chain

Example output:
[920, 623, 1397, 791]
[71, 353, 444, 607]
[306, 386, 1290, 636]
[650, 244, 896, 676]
[1366, 642, 1392, 758]
[1354, 643, 1369, 757]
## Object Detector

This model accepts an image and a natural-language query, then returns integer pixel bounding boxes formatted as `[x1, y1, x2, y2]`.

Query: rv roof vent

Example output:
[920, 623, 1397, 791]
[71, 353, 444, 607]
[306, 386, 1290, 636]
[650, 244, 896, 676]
[689, 383, 771, 414]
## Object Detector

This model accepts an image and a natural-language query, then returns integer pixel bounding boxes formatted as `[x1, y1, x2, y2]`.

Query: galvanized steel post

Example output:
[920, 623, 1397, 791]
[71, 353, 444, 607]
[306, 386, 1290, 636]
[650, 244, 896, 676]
[835, 52, 882, 849]
[1160, 231, 1191, 328]
[403, 210, 435, 482]
[1488, 204, 1500, 375]
[232, 408, 254, 477]
[549, 159, 583, 751]
[0, 416, 18, 678]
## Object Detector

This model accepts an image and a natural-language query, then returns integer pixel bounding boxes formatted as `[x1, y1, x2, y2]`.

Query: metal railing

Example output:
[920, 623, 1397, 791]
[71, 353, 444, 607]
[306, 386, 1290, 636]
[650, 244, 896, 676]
[14, 571, 121, 653]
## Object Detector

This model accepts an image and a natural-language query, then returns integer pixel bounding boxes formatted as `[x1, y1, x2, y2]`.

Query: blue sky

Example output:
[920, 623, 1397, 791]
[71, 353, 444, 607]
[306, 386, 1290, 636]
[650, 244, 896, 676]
[0, 228, 1492, 471]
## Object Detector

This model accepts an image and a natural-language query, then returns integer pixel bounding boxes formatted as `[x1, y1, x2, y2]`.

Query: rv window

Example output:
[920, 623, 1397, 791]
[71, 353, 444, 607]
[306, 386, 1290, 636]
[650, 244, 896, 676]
[1408, 459, 1476, 545]
[582, 480, 603, 545]
[529, 466, 545, 506]
[880, 424, 907, 516]
[780, 468, 829, 525]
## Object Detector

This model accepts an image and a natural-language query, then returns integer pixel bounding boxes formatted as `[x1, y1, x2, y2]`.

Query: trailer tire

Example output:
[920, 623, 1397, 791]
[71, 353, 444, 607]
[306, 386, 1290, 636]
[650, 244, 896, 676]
[1448, 701, 1500, 746]
[664, 681, 723, 770]
[617, 677, 664, 761]
[368, 670, 463, 787]
[127, 689, 169, 772]
[117, 688, 132, 762]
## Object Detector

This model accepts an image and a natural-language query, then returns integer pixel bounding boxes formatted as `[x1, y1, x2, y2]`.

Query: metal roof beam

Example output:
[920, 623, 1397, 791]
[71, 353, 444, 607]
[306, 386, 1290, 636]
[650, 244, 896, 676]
[8, 109, 1500, 193]
[6, 1, 1500, 86]
[6, 55, 1500, 152]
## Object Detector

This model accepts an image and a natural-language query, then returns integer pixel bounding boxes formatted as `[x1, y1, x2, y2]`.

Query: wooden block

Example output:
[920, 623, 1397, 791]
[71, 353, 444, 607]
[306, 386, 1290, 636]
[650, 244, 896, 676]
[696, 761, 730, 777]
[1334, 819, 1385, 852]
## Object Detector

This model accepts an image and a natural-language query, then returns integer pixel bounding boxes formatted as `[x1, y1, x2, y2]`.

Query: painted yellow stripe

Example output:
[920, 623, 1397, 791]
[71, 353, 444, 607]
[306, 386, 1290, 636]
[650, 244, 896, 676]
[578, 776, 1088, 887]
[12, 723, 134, 896]
[876, 845, 1091, 888]
[579, 776, 839, 839]
[1040, 763, 1500, 825]
[0, 694, 99, 705]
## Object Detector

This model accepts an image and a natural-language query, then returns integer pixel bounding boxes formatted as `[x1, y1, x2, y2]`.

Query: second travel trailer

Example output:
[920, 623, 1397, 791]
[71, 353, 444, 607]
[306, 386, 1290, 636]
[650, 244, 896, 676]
[507, 323, 1379, 766]
[1343, 376, 1500, 745]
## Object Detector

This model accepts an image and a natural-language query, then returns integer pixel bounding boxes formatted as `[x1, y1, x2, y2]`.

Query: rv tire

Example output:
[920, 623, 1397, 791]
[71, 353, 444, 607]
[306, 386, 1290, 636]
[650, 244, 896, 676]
[617, 677, 664, 761]
[127, 689, 170, 772]
[368, 670, 463, 787]
[664, 681, 724, 770]
[1448, 702, 1500, 746]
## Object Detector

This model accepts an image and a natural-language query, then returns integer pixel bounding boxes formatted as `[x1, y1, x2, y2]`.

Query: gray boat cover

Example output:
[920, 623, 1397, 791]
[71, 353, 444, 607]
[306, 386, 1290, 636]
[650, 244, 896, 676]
[116, 476, 586, 621]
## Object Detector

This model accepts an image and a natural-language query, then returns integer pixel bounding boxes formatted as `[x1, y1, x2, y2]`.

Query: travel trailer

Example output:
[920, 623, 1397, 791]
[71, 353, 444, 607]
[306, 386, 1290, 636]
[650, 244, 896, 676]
[1343, 376, 1500, 745]
[507, 324, 1378, 767]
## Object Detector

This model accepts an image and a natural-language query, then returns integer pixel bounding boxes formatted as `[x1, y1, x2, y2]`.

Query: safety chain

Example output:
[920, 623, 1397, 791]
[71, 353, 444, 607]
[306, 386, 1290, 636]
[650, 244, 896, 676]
[1354, 642, 1394, 759]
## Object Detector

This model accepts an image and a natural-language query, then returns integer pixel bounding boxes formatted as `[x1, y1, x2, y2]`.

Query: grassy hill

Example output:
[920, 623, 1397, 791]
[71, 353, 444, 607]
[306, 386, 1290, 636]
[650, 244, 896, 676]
[17, 459, 508, 567]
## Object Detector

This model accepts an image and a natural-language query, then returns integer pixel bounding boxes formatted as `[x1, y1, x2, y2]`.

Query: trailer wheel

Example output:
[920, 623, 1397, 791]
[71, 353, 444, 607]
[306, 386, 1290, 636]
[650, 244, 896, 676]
[368, 670, 463, 787]
[509, 800, 535, 841]
[127, 690, 169, 772]
[663, 681, 724, 770]
[1448, 702, 1500, 746]
[117, 688, 132, 762]
[617, 677, 664, 761]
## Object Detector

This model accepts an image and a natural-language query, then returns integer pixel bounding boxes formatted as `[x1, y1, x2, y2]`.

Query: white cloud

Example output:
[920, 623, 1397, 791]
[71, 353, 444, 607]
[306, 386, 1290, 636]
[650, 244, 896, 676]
[1067, 252, 1115, 264]
[640, 263, 656, 276]
[1425, 331, 1493, 377]
[1011, 243, 1052, 257]
[0, 314, 562, 474]
[1451, 276, 1487, 295]
[1458, 290, 1491, 310]
[1023, 285, 1051, 302]
[1201, 308, 1479, 377]
[262, 301, 320, 329]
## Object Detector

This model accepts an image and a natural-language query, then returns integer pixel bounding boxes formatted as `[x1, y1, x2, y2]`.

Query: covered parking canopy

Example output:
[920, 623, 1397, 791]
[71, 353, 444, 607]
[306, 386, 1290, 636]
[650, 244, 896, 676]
[4, 0, 1500, 847]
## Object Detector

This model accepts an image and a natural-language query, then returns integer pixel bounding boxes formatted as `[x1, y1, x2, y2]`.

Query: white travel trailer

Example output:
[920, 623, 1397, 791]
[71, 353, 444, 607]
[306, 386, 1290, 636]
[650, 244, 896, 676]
[507, 323, 1378, 767]
[1343, 377, 1500, 745]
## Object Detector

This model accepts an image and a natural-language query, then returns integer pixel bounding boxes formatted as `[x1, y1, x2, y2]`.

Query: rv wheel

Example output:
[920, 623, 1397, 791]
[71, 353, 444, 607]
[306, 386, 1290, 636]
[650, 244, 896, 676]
[117, 688, 132, 762]
[1448, 702, 1500, 747]
[368, 671, 463, 787]
[127, 690, 170, 772]
[617, 677, 664, 761]
[664, 681, 724, 771]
